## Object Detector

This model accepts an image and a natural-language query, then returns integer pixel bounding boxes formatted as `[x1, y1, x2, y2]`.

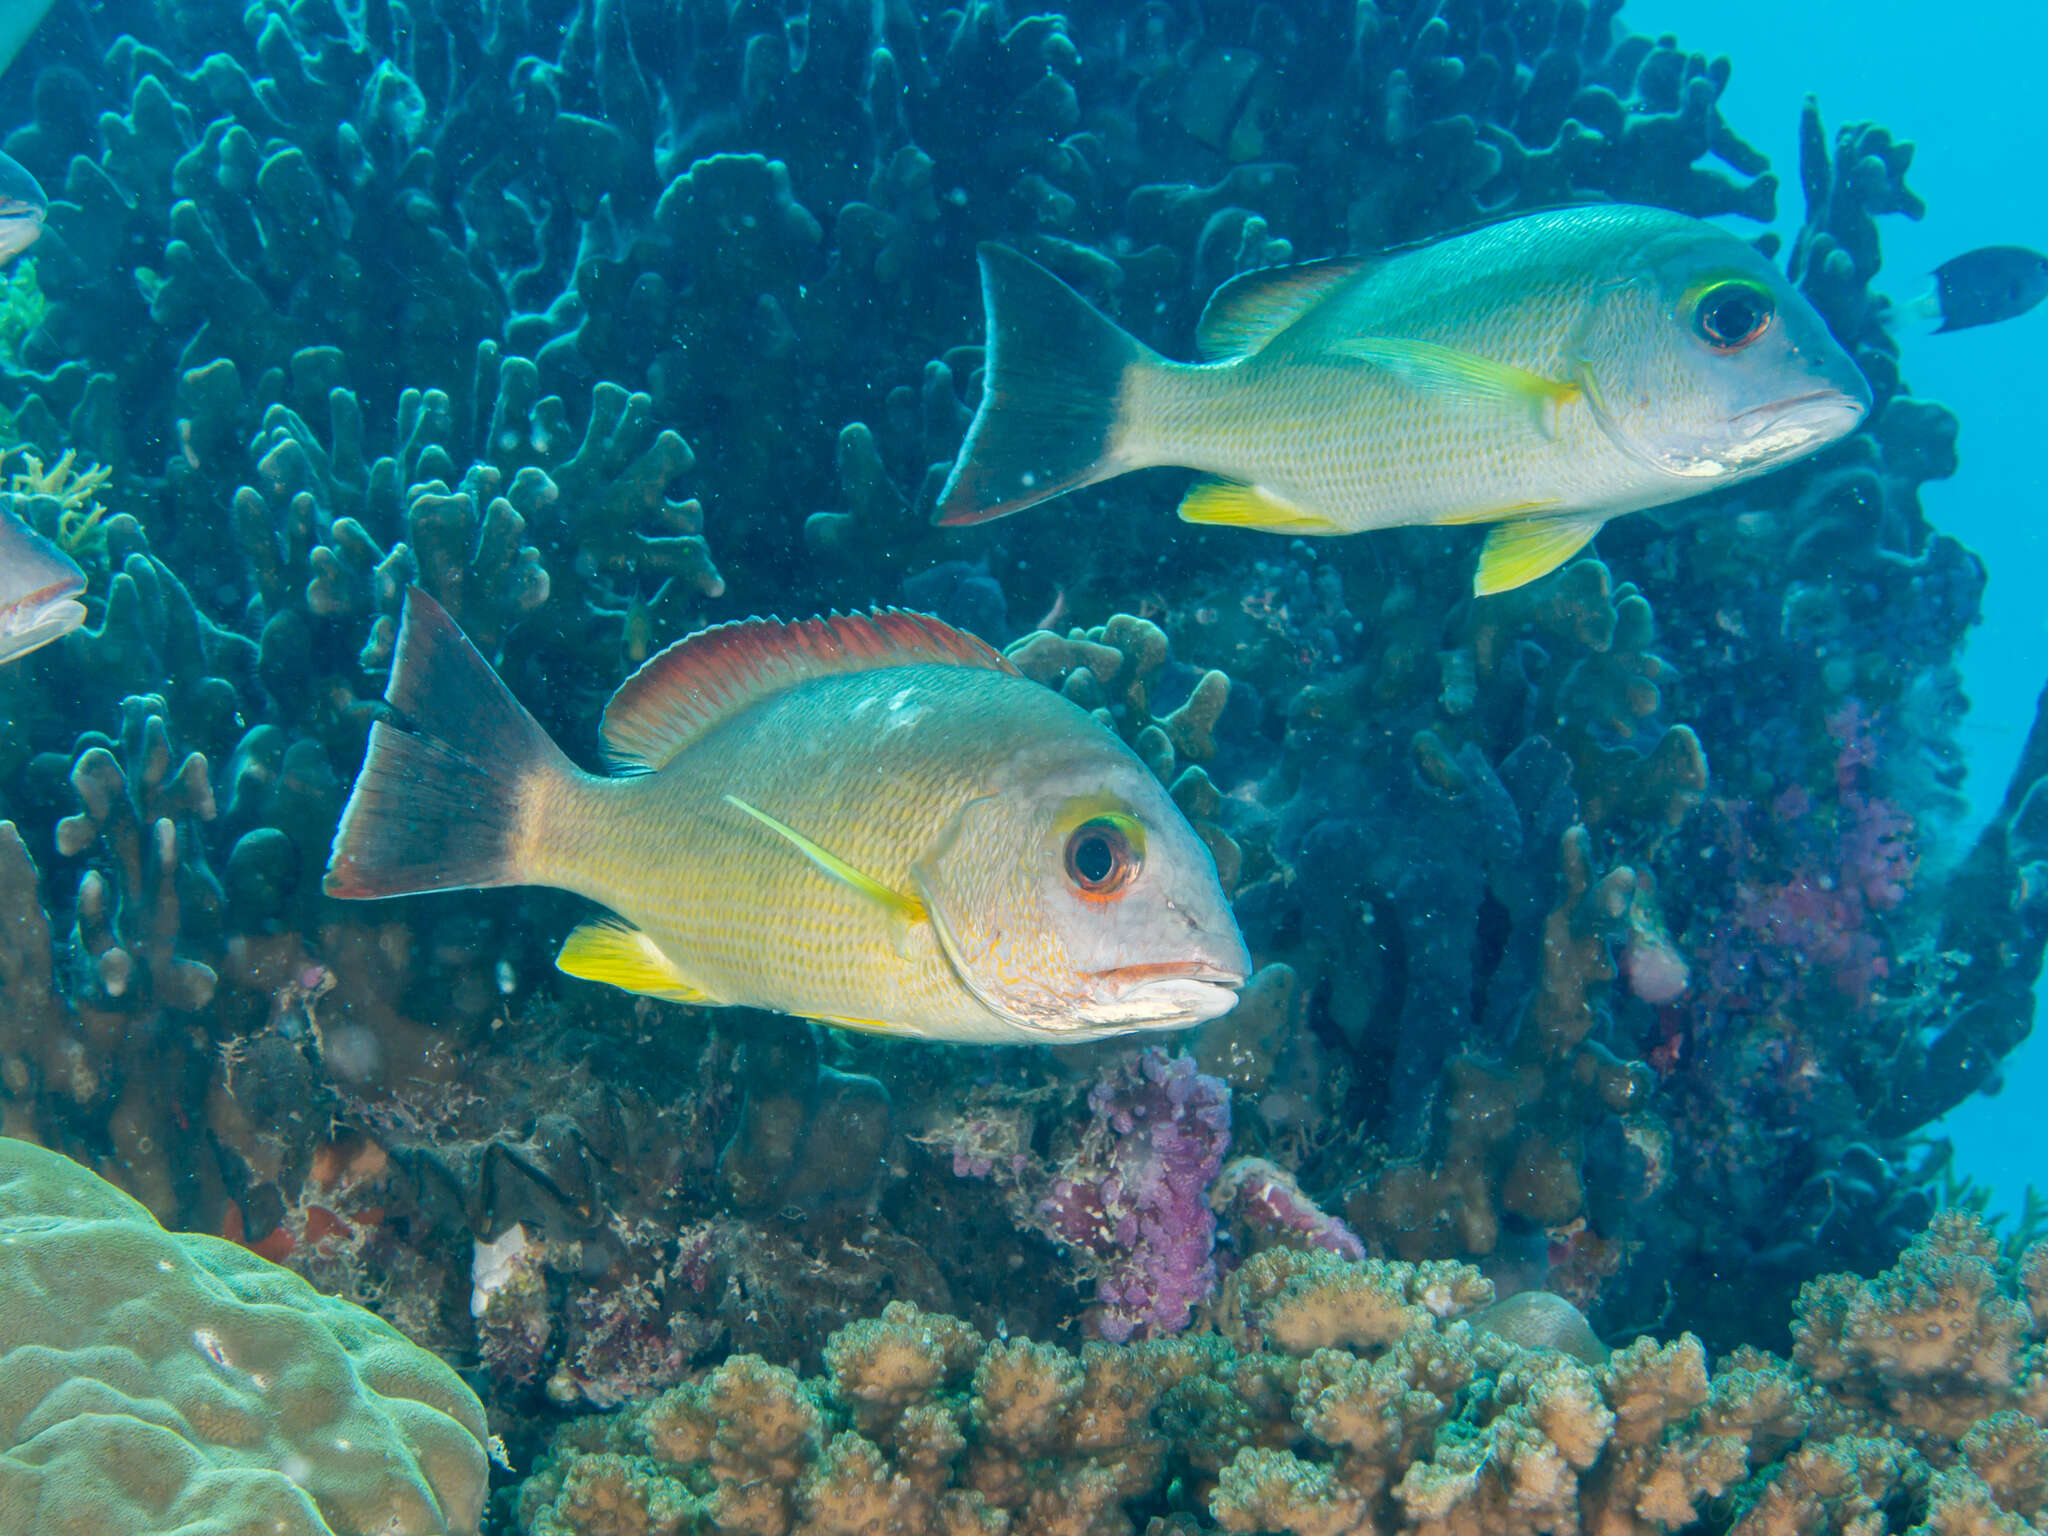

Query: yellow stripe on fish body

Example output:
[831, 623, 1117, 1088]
[536, 668, 1038, 1034]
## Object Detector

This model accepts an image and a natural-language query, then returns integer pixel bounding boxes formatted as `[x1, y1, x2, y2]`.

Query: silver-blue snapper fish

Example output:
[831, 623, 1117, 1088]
[0, 149, 43, 268]
[939, 204, 1871, 595]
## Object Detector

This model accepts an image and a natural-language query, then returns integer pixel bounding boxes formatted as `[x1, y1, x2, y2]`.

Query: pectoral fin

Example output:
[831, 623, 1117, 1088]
[1329, 337, 1580, 436]
[557, 918, 719, 1004]
[1178, 479, 1343, 534]
[1474, 514, 1607, 596]
[724, 795, 928, 924]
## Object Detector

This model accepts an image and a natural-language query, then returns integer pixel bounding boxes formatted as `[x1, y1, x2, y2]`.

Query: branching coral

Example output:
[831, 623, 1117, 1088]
[519, 1216, 2048, 1536]
[0, 0, 2034, 1500]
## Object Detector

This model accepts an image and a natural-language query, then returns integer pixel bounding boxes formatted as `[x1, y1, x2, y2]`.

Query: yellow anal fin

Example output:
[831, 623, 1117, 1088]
[557, 918, 718, 1004]
[1178, 479, 1343, 534]
[811, 1012, 902, 1036]
[1474, 514, 1607, 596]
[724, 794, 928, 924]
[1434, 497, 1564, 527]
[1329, 337, 1580, 437]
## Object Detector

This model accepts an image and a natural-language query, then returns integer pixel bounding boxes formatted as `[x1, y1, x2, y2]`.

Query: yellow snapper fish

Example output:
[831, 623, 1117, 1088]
[936, 204, 1871, 595]
[324, 589, 1249, 1043]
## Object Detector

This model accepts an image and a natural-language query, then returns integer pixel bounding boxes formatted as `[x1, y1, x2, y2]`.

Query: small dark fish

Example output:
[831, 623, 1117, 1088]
[0, 149, 45, 267]
[0, 508, 85, 664]
[1921, 246, 2048, 333]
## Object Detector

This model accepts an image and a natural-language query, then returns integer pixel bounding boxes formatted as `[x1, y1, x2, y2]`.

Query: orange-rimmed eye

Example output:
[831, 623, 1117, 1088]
[1691, 280, 1775, 351]
[1064, 816, 1140, 896]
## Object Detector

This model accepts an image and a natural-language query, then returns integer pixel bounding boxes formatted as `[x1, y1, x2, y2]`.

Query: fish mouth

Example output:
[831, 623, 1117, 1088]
[0, 590, 86, 665]
[1094, 959, 1247, 987]
[1077, 958, 1249, 1028]
[1723, 387, 1868, 464]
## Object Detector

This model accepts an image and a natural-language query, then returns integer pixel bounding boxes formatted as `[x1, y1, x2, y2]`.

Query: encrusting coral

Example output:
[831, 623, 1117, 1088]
[0, 1136, 490, 1535]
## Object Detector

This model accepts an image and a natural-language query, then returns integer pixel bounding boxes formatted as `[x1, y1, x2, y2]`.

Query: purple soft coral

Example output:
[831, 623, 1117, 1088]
[1213, 1156, 1366, 1262]
[1038, 1050, 1231, 1342]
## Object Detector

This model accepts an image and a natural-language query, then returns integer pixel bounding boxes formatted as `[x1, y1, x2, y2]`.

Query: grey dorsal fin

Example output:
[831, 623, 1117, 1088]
[600, 609, 1017, 772]
[1196, 253, 1374, 360]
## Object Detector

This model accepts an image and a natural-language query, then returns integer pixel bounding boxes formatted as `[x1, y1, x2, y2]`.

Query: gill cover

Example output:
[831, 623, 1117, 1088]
[912, 772, 1248, 1037]
[912, 794, 1069, 1031]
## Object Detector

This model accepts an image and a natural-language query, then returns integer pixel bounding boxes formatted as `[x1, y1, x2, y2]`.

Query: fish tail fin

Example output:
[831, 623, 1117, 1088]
[1905, 286, 1945, 333]
[324, 588, 573, 900]
[936, 244, 1160, 526]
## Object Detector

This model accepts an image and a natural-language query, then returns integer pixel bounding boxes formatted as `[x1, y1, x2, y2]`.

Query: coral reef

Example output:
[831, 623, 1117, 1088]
[0, 1135, 489, 1534]
[0, 0, 2036, 1525]
[516, 1211, 2048, 1536]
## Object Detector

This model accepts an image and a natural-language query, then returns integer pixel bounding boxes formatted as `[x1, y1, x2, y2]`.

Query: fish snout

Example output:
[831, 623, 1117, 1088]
[1082, 928, 1252, 1029]
[1725, 380, 1868, 466]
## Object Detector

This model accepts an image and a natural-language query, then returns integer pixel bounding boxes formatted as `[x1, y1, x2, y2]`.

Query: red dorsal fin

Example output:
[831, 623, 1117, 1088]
[600, 609, 1017, 772]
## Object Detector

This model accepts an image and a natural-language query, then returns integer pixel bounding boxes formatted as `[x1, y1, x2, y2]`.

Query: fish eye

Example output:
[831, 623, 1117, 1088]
[1064, 816, 1141, 896]
[1691, 280, 1775, 351]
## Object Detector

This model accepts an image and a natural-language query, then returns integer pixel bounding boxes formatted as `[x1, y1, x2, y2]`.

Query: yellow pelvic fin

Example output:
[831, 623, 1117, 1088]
[1473, 514, 1607, 597]
[557, 918, 718, 1004]
[1328, 336, 1580, 436]
[1177, 479, 1343, 534]
[723, 794, 928, 924]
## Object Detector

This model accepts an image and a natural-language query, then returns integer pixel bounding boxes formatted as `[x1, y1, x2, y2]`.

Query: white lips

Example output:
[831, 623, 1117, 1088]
[1729, 389, 1867, 463]
[0, 596, 85, 665]
[1078, 970, 1246, 1029]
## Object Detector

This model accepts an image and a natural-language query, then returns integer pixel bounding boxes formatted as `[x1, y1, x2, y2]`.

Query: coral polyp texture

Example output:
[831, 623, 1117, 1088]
[517, 1213, 2048, 1535]
[0, 1135, 490, 1535]
[0, 0, 2038, 1525]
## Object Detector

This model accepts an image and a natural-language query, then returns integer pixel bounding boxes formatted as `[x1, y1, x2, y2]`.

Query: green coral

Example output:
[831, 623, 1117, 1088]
[0, 258, 45, 371]
[0, 1137, 491, 1535]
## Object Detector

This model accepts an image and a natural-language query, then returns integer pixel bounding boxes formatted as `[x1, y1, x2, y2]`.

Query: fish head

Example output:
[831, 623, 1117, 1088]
[0, 151, 46, 268]
[1578, 224, 1870, 481]
[913, 745, 1249, 1039]
[0, 196, 42, 266]
[0, 510, 86, 666]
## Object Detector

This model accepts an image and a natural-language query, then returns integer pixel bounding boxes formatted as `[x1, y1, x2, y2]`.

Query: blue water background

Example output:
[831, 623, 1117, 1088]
[1634, 0, 2048, 1209]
